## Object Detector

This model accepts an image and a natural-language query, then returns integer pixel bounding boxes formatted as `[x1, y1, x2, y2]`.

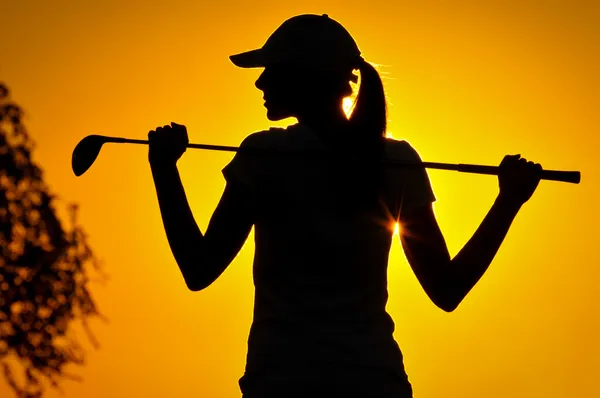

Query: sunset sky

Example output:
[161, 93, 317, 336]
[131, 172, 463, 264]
[1, 1, 598, 397]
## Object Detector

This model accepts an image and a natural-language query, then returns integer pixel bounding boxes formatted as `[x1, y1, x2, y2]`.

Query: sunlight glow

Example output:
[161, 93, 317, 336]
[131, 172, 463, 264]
[393, 222, 401, 236]
[343, 97, 354, 117]
[4, 3, 595, 397]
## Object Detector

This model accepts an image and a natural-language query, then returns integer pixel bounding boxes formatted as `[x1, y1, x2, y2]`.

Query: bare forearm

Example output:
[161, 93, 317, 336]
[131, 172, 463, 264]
[150, 163, 204, 285]
[400, 154, 541, 312]
[447, 194, 522, 306]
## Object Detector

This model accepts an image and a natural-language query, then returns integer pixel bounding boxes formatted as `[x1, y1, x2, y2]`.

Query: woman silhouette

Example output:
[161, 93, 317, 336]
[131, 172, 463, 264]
[148, 14, 541, 398]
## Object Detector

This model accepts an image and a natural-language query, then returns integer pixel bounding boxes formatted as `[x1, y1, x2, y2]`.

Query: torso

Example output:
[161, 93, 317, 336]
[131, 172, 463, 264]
[240, 124, 412, 378]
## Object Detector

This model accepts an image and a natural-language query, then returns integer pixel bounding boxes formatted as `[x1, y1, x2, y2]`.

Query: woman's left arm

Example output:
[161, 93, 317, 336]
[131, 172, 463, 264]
[398, 154, 541, 312]
[399, 198, 521, 312]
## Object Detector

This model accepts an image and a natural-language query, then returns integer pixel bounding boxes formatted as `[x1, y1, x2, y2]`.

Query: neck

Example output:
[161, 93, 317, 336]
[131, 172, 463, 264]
[296, 102, 349, 141]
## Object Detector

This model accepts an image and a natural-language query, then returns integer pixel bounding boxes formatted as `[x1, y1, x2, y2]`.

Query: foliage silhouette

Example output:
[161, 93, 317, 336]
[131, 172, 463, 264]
[0, 83, 105, 397]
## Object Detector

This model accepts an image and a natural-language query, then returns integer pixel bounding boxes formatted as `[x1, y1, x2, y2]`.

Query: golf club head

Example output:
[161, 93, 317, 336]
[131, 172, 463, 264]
[71, 135, 109, 176]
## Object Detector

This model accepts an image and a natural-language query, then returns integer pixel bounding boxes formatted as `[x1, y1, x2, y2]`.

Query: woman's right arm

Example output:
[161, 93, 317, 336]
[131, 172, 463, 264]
[149, 123, 254, 291]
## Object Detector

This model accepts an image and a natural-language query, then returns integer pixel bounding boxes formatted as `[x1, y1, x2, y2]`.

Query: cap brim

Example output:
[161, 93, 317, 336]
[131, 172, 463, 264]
[229, 48, 268, 68]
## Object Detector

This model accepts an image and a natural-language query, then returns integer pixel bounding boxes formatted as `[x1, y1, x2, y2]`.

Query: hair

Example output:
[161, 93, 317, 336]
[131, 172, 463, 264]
[348, 58, 387, 145]
[345, 57, 388, 207]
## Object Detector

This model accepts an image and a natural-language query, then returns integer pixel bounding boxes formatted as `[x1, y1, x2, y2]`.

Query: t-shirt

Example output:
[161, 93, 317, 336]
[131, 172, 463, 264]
[222, 123, 436, 379]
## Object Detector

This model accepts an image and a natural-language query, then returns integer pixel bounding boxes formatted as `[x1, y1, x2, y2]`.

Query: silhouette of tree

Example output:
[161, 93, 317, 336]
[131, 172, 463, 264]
[0, 83, 105, 397]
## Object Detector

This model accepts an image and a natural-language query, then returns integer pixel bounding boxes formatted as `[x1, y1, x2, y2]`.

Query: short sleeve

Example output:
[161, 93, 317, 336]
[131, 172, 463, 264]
[221, 131, 266, 194]
[386, 139, 436, 215]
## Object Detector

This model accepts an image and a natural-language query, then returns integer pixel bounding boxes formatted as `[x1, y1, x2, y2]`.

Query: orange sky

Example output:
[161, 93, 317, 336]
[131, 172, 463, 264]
[2, 1, 599, 397]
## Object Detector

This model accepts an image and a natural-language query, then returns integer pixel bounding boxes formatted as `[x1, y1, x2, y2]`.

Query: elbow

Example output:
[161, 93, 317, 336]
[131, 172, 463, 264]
[183, 268, 220, 292]
[181, 270, 211, 292]
[432, 273, 463, 313]
[184, 273, 214, 292]
[427, 292, 459, 313]
[179, 254, 228, 292]
[438, 300, 459, 313]
[177, 256, 212, 292]
[432, 288, 462, 313]
[185, 280, 206, 292]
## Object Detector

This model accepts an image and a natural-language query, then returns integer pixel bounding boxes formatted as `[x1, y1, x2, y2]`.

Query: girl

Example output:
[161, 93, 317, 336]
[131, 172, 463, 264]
[148, 14, 541, 398]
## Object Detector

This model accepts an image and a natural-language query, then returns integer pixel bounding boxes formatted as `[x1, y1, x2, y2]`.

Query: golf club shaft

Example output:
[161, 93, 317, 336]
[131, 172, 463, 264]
[107, 137, 580, 184]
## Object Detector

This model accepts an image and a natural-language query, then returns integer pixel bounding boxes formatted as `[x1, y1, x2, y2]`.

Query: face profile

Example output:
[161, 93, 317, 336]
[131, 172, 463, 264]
[255, 64, 356, 122]
[255, 65, 298, 121]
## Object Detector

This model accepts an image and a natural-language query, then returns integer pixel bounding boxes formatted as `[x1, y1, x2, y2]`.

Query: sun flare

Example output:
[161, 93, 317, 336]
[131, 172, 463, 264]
[343, 97, 354, 117]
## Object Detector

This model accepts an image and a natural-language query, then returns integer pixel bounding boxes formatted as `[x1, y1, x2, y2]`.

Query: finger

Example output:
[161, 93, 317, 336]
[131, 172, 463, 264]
[157, 125, 171, 137]
[171, 122, 188, 137]
[527, 161, 540, 172]
[171, 123, 189, 142]
[500, 155, 511, 167]
[500, 154, 521, 165]
[531, 162, 542, 170]
[513, 158, 526, 169]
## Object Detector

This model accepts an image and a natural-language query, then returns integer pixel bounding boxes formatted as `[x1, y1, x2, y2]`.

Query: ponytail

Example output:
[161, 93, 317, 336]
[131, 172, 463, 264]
[345, 57, 387, 206]
[348, 57, 387, 147]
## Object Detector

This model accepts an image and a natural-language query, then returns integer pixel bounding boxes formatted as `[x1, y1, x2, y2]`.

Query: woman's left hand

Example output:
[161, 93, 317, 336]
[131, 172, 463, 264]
[497, 154, 542, 206]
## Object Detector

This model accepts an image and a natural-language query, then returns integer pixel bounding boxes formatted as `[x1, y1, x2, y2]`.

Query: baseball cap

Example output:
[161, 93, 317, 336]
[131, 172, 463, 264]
[230, 14, 362, 75]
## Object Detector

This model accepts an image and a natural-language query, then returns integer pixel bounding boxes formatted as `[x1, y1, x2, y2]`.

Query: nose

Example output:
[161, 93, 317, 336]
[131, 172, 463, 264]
[255, 70, 266, 90]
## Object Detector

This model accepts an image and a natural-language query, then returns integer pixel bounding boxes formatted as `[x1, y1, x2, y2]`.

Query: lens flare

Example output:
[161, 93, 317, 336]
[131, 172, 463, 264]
[343, 97, 354, 117]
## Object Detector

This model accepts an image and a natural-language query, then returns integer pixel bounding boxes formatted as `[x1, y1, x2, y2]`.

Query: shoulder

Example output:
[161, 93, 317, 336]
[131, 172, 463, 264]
[239, 126, 292, 146]
[239, 127, 282, 146]
[239, 124, 310, 149]
[384, 136, 422, 161]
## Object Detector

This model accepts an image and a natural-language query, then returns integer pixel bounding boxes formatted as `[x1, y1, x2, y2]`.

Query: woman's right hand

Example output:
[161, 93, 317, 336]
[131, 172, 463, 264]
[148, 122, 189, 167]
[497, 154, 542, 207]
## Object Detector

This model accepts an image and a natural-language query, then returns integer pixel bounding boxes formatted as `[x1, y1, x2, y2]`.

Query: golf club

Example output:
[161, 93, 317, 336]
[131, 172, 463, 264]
[71, 135, 581, 184]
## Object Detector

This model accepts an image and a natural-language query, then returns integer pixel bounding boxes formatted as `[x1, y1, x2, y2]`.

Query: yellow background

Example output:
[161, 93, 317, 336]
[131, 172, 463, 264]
[2, 1, 598, 397]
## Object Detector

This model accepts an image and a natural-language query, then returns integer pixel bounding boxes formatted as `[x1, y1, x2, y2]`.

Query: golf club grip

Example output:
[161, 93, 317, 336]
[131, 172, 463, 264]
[456, 164, 580, 184]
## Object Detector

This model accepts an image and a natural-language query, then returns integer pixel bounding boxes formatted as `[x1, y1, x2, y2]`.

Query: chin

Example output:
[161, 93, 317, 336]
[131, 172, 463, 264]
[266, 109, 291, 121]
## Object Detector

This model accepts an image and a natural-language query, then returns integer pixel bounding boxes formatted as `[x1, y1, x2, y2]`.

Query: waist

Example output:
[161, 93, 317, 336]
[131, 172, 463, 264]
[245, 315, 404, 372]
[239, 362, 413, 398]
